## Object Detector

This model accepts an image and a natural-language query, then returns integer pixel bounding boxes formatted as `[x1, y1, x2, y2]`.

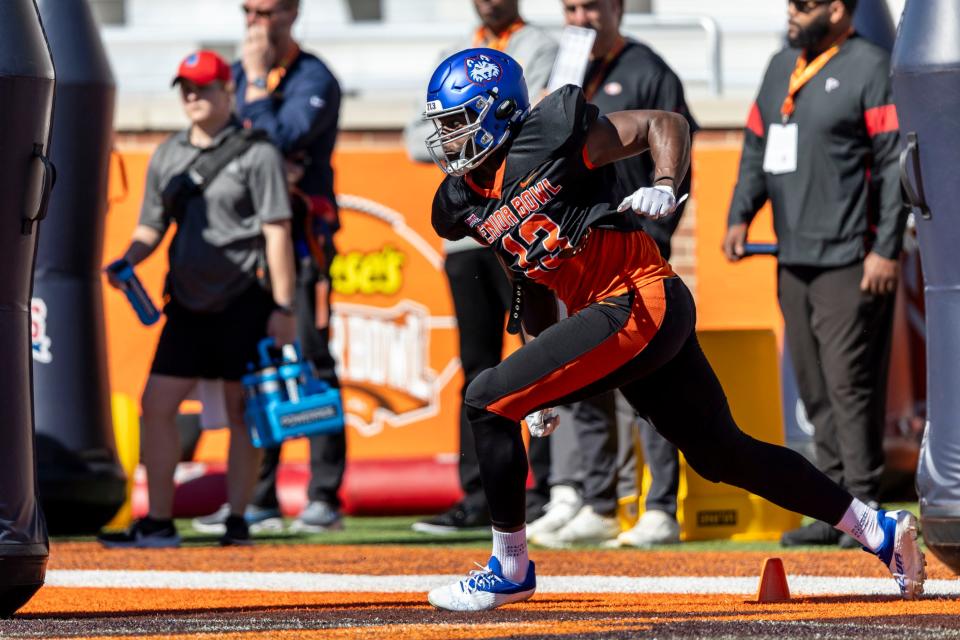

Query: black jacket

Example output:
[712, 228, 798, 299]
[728, 34, 905, 266]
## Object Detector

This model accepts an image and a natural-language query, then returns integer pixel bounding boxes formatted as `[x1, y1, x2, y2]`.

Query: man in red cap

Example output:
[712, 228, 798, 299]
[98, 50, 298, 548]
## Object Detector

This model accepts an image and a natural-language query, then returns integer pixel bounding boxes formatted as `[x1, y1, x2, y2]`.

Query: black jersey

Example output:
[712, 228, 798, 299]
[432, 86, 624, 283]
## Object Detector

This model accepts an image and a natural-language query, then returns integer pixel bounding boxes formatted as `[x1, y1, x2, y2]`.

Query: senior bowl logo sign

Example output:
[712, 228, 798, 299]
[330, 194, 459, 438]
[465, 54, 501, 84]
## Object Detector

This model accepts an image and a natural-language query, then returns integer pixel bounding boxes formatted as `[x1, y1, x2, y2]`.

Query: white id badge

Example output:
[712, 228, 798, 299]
[763, 123, 798, 175]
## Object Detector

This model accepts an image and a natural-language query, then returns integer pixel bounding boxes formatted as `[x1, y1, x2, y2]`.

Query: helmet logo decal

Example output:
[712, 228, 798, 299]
[465, 54, 501, 85]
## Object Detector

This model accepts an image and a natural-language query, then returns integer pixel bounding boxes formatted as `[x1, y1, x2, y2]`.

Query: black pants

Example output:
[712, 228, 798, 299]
[778, 262, 894, 504]
[446, 249, 621, 515]
[465, 277, 853, 530]
[444, 248, 513, 511]
[253, 245, 345, 510]
[638, 220, 681, 518]
[639, 415, 680, 515]
[565, 391, 619, 515]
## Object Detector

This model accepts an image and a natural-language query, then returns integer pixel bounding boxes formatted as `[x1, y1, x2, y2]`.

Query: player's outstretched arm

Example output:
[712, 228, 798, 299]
[584, 110, 690, 188]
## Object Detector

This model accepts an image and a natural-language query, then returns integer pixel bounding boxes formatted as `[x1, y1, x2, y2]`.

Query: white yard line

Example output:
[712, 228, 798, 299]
[43, 570, 960, 597]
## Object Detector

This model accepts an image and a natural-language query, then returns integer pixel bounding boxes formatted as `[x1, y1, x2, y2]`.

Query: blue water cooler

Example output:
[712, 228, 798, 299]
[243, 339, 345, 449]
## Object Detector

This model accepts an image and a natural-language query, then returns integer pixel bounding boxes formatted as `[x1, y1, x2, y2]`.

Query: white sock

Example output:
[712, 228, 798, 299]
[834, 498, 885, 551]
[491, 527, 529, 583]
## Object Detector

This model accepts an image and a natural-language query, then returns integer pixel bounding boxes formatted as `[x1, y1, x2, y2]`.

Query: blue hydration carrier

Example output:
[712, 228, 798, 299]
[242, 338, 344, 448]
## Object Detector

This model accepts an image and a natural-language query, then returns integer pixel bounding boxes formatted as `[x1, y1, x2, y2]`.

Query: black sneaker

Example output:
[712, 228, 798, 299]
[411, 504, 491, 535]
[220, 514, 253, 547]
[98, 517, 180, 549]
[780, 520, 842, 547]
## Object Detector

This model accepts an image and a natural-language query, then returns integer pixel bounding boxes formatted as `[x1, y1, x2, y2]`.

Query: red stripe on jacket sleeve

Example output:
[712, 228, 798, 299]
[746, 102, 764, 138]
[865, 104, 899, 137]
[582, 145, 597, 170]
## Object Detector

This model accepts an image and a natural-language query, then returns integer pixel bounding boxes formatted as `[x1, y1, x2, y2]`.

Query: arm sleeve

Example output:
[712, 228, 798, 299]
[239, 66, 340, 155]
[862, 59, 906, 259]
[247, 143, 294, 224]
[137, 150, 171, 233]
[727, 99, 769, 227]
[431, 181, 470, 241]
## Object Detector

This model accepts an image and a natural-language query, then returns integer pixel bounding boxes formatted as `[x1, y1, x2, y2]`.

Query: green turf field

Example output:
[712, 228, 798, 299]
[56, 502, 922, 551]
[149, 501, 922, 550]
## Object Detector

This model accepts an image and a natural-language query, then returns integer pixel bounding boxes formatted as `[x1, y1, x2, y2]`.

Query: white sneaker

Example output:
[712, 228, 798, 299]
[871, 509, 926, 599]
[617, 510, 681, 547]
[531, 505, 619, 548]
[427, 556, 536, 612]
[526, 485, 582, 540]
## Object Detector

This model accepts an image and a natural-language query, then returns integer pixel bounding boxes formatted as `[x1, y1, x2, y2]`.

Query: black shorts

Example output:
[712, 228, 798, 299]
[150, 285, 275, 381]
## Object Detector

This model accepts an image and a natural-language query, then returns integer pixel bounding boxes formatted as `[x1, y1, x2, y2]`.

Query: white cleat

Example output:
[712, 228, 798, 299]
[616, 509, 681, 547]
[427, 556, 536, 612]
[872, 509, 926, 599]
[531, 505, 619, 548]
[526, 484, 582, 540]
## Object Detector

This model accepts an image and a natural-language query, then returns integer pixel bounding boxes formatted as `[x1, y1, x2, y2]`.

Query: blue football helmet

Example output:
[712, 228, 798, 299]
[423, 48, 530, 176]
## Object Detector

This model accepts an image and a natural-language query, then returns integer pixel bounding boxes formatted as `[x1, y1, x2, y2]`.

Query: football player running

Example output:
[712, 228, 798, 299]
[421, 48, 925, 612]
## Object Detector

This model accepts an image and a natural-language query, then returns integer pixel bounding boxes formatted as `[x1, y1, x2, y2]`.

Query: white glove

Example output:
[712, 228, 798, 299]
[525, 407, 560, 438]
[616, 185, 688, 220]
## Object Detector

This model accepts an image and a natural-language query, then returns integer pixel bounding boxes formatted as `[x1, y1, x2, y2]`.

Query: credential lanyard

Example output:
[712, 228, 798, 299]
[266, 43, 302, 93]
[472, 19, 525, 52]
[780, 30, 852, 123]
[583, 36, 626, 101]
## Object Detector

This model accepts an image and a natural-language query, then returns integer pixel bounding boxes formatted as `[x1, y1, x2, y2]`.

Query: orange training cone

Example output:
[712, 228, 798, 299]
[752, 557, 791, 603]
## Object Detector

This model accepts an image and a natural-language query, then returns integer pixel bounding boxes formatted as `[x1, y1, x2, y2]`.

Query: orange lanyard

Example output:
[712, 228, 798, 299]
[266, 43, 301, 93]
[781, 30, 852, 123]
[583, 36, 626, 100]
[472, 19, 525, 52]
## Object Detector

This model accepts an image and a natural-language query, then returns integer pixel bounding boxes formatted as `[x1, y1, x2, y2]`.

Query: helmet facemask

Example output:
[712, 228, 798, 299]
[424, 92, 505, 177]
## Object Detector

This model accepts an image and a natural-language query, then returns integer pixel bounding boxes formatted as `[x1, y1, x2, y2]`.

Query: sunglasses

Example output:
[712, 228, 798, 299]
[788, 0, 832, 13]
[240, 4, 290, 19]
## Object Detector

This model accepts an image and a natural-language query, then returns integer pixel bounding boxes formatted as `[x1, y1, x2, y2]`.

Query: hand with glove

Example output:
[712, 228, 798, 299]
[525, 407, 560, 438]
[617, 184, 688, 220]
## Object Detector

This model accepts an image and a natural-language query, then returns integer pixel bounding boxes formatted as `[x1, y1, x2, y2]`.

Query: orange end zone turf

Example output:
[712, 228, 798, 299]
[5, 544, 956, 640]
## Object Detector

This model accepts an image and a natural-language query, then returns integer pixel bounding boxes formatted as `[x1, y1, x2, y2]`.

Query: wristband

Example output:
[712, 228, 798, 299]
[654, 176, 675, 188]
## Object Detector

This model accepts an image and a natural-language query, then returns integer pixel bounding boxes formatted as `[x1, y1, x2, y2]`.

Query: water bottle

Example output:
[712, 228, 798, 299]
[106, 259, 160, 326]
[742, 243, 779, 257]
[280, 344, 301, 402]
